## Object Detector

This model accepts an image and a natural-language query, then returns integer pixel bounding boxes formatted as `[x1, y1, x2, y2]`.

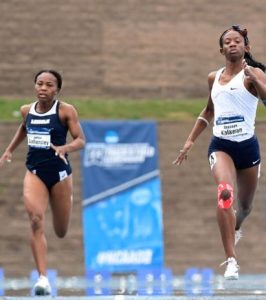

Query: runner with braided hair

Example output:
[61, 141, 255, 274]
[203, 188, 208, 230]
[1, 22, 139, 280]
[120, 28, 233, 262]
[173, 25, 266, 279]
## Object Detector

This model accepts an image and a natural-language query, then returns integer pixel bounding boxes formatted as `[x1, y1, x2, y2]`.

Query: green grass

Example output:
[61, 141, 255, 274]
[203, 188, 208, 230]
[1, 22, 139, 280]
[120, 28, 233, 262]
[1, 97, 266, 121]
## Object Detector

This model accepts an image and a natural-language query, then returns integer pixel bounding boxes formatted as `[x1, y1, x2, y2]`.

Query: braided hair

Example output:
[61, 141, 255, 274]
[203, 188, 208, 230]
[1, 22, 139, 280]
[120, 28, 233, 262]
[219, 25, 265, 72]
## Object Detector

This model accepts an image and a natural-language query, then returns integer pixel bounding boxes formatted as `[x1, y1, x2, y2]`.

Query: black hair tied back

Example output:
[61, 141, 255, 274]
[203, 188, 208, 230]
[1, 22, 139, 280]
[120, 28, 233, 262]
[219, 25, 265, 72]
[34, 70, 63, 90]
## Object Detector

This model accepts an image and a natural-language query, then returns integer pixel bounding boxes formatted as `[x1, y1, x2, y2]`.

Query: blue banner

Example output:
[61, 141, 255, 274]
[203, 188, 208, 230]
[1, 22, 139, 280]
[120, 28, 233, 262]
[80, 120, 164, 272]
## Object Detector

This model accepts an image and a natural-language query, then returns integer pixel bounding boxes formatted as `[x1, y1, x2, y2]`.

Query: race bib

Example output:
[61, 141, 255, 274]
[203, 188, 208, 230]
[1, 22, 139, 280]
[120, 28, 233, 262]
[27, 128, 51, 149]
[215, 115, 247, 137]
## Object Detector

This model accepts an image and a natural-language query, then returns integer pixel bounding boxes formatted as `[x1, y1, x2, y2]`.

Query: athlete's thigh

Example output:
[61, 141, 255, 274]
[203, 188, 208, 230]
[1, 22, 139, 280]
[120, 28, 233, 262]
[236, 165, 259, 206]
[209, 151, 237, 185]
[23, 170, 50, 214]
[50, 175, 73, 228]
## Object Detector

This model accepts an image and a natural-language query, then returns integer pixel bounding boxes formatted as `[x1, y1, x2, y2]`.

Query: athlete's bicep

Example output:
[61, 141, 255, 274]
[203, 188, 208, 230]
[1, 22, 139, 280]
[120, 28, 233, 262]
[66, 106, 85, 140]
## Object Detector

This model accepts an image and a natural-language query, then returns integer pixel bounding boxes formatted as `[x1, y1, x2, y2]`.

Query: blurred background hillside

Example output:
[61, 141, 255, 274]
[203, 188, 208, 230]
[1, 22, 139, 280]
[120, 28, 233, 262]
[0, 0, 265, 99]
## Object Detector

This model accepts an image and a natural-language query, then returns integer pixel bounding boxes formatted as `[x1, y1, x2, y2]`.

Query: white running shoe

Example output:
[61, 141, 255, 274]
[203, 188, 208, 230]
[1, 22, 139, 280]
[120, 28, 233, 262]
[235, 229, 243, 246]
[221, 257, 239, 280]
[33, 275, 51, 296]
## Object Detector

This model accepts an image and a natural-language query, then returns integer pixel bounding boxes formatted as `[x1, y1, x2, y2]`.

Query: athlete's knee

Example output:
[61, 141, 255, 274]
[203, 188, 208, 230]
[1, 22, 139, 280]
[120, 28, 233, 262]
[29, 213, 43, 232]
[217, 182, 234, 209]
[56, 230, 67, 238]
[238, 203, 252, 216]
[54, 227, 68, 238]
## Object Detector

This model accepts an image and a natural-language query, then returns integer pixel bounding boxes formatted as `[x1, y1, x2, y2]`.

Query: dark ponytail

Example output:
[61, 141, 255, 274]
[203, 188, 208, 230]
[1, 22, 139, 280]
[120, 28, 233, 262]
[219, 25, 266, 72]
[244, 52, 265, 72]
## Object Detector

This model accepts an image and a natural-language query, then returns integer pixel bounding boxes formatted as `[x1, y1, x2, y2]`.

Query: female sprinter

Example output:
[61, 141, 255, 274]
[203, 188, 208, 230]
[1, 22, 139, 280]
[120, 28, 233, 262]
[173, 25, 266, 280]
[0, 70, 85, 295]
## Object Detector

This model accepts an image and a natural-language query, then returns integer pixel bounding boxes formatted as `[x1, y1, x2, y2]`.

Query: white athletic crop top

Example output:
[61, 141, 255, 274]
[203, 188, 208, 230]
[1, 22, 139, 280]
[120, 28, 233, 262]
[211, 67, 258, 142]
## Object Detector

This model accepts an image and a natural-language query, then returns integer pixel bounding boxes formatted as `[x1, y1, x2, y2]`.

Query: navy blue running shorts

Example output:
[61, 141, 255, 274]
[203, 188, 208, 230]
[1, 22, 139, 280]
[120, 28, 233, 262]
[208, 135, 261, 170]
[27, 158, 72, 190]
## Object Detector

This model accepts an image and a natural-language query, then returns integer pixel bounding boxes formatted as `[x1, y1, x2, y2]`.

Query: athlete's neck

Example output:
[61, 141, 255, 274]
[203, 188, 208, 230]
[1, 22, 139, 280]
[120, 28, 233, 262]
[36, 99, 56, 113]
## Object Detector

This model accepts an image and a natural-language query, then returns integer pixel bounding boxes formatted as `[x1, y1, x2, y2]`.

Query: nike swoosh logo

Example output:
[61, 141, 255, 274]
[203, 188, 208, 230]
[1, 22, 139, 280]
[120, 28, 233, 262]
[252, 159, 260, 165]
[230, 87, 237, 90]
